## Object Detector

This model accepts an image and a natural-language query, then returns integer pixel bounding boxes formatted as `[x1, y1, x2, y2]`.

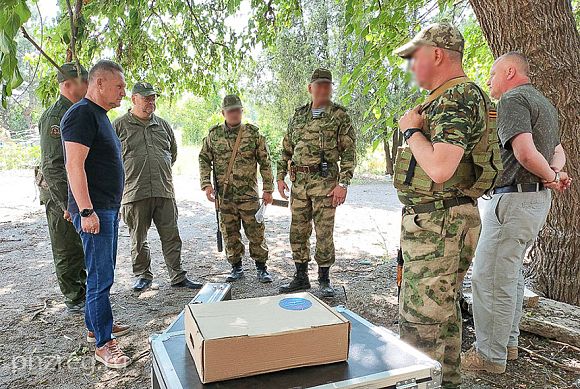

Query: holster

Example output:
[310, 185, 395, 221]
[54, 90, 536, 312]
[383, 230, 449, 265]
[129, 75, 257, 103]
[288, 161, 296, 182]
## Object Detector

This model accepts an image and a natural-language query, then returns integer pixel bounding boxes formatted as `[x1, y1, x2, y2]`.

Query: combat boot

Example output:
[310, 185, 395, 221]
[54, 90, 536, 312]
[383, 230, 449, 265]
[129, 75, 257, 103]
[318, 267, 335, 298]
[256, 262, 273, 283]
[279, 263, 310, 293]
[226, 261, 244, 282]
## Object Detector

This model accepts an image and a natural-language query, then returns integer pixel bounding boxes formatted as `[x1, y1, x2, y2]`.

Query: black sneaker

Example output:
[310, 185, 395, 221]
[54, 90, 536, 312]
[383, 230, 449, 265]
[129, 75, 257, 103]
[132, 278, 152, 292]
[172, 278, 203, 289]
[226, 263, 245, 282]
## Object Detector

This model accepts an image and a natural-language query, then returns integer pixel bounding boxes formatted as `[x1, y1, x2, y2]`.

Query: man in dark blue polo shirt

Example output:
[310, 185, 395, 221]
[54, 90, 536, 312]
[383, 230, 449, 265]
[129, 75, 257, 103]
[62, 60, 132, 369]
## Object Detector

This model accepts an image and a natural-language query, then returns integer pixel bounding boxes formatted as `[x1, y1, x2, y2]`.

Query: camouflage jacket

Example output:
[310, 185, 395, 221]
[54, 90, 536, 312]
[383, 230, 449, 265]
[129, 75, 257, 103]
[277, 101, 356, 195]
[397, 82, 487, 206]
[113, 111, 177, 205]
[199, 122, 274, 202]
[38, 95, 73, 211]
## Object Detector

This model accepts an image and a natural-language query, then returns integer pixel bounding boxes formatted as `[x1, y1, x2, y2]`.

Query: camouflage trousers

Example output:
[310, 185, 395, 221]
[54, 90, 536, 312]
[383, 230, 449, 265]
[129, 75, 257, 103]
[219, 199, 268, 265]
[122, 197, 187, 284]
[399, 202, 481, 389]
[290, 195, 336, 267]
[44, 199, 86, 307]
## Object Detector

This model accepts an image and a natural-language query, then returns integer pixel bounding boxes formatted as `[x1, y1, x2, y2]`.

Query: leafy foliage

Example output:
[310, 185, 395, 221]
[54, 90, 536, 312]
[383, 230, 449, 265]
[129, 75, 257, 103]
[0, 0, 31, 108]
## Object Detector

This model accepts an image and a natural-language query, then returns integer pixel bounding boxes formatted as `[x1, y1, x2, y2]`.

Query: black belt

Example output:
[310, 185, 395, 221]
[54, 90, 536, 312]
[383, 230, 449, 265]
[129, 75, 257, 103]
[294, 164, 320, 173]
[403, 196, 475, 215]
[493, 183, 544, 194]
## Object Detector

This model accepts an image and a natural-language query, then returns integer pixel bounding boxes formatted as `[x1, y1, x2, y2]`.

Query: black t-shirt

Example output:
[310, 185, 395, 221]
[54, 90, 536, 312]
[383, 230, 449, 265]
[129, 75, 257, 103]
[61, 98, 124, 213]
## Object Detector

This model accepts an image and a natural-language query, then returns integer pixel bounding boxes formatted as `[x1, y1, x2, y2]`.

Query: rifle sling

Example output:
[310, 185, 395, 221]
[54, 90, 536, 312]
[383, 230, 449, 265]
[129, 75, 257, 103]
[221, 123, 245, 198]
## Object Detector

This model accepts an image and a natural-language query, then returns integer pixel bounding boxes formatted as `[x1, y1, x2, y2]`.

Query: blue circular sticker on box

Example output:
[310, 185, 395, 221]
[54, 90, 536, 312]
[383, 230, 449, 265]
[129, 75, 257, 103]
[279, 297, 312, 311]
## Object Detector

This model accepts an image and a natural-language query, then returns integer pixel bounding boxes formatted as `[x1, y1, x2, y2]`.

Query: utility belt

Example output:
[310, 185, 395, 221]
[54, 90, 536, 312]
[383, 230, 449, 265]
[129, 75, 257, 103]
[288, 161, 335, 182]
[493, 183, 544, 194]
[403, 196, 475, 215]
[294, 164, 320, 173]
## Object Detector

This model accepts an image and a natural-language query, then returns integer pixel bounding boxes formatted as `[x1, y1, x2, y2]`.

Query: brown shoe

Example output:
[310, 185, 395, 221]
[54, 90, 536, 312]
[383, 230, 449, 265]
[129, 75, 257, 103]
[95, 339, 132, 369]
[87, 323, 130, 343]
[507, 346, 518, 361]
[461, 348, 506, 374]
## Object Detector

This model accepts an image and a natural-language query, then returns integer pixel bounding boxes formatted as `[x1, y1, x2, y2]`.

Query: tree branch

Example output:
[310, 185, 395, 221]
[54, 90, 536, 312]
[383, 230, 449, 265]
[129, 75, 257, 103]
[184, 0, 228, 49]
[19, 26, 65, 75]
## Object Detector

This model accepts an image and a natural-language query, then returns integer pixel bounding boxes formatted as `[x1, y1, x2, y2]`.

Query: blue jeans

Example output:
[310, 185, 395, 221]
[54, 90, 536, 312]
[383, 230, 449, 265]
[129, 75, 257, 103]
[72, 208, 119, 348]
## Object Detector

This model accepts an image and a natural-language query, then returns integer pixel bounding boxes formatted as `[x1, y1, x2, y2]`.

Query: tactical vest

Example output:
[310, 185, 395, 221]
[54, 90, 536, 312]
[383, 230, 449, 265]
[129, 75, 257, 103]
[394, 77, 503, 199]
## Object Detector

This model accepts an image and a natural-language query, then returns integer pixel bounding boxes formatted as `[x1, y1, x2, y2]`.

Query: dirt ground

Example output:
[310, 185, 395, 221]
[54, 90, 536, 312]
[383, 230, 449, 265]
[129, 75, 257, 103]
[0, 169, 578, 389]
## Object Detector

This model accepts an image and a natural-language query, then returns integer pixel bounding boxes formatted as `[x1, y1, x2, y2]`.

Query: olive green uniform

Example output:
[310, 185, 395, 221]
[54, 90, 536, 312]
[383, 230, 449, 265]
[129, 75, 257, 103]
[37, 95, 86, 307]
[277, 102, 356, 267]
[113, 111, 187, 284]
[199, 122, 274, 265]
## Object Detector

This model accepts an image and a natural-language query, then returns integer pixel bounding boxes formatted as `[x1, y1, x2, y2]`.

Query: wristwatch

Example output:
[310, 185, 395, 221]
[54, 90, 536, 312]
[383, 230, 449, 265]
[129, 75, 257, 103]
[553, 171, 561, 183]
[403, 128, 422, 142]
[338, 183, 348, 189]
[80, 208, 94, 217]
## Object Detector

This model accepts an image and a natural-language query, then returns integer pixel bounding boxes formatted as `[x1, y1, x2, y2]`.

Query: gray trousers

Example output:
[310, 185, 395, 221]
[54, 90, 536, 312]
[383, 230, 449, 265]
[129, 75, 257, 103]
[472, 189, 551, 365]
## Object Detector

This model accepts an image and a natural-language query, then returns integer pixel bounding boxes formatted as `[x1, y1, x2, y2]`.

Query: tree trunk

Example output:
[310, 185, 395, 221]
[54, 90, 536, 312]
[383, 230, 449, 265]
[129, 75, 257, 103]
[469, 0, 580, 305]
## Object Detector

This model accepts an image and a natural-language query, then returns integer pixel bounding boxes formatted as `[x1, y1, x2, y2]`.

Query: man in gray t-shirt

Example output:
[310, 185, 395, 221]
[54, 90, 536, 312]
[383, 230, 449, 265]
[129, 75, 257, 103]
[496, 83, 561, 187]
[462, 52, 572, 374]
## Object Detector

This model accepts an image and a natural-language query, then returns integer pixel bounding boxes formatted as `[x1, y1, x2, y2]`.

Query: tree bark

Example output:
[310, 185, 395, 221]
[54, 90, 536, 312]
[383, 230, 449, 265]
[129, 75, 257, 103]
[469, 0, 580, 305]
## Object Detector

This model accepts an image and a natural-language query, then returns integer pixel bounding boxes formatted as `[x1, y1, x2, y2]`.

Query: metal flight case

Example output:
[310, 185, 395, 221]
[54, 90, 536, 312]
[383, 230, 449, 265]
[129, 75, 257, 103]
[150, 285, 442, 389]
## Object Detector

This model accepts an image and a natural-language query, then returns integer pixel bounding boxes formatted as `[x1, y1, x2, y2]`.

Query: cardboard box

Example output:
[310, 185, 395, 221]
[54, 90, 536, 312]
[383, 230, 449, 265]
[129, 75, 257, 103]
[184, 292, 350, 383]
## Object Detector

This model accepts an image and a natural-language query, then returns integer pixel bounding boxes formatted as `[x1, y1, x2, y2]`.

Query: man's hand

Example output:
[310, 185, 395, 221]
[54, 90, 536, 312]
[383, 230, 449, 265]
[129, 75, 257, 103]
[63, 210, 72, 222]
[81, 212, 100, 234]
[204, 186, 216, 202]
[327, 185, 347, 207]
[262, 191, 273, 205]
[544, 171, 572, 192]
[398, 106, 423, 132]
[277, 180, 289, 200]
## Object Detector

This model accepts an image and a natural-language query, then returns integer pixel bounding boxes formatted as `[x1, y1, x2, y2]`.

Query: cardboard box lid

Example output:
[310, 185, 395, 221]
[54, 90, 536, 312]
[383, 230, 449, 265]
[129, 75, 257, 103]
[186, 292, 347, 340]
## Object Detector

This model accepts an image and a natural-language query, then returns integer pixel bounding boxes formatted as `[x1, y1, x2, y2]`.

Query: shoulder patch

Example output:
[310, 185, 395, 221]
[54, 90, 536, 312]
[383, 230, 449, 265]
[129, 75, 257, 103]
[49, 125, 61, 138]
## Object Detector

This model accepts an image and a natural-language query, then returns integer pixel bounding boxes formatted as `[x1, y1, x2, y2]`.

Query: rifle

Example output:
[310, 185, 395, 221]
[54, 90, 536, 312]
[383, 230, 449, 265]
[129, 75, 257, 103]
[396, 248, 404, 299]
[212, 163, 223, 252]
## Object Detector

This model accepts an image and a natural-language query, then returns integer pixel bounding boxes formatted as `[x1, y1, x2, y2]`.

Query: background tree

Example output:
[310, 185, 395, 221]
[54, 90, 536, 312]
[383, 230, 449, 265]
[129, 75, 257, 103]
[469, 0, 580, 305]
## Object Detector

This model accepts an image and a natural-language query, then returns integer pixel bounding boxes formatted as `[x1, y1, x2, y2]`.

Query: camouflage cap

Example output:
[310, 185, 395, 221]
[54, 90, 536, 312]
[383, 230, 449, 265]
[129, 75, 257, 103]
[394, 23, 464, 58]
[132, 82, 159, 96]
[56, 62, 88, 83]
[222, 94, 243, 110]
[310, 68, 333, 84]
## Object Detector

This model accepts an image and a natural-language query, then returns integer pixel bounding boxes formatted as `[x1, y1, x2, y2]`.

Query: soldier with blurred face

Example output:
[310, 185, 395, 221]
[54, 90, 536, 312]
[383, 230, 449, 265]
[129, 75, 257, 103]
[113, 82, 202, 292]
[199, 95, 275, 283]
[37, 62, 88, 313]
[277, 68, 357, 298]
[393, 24, 501, 388]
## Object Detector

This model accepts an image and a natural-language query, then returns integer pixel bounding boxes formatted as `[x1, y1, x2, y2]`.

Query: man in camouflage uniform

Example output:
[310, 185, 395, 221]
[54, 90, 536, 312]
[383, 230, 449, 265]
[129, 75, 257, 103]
[37, 62, 88, 313]
[114, 82, 202, 291]
[199, 95, 274, 283]
[277, 68, 356, 298]
[393, 24, 489, 388]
